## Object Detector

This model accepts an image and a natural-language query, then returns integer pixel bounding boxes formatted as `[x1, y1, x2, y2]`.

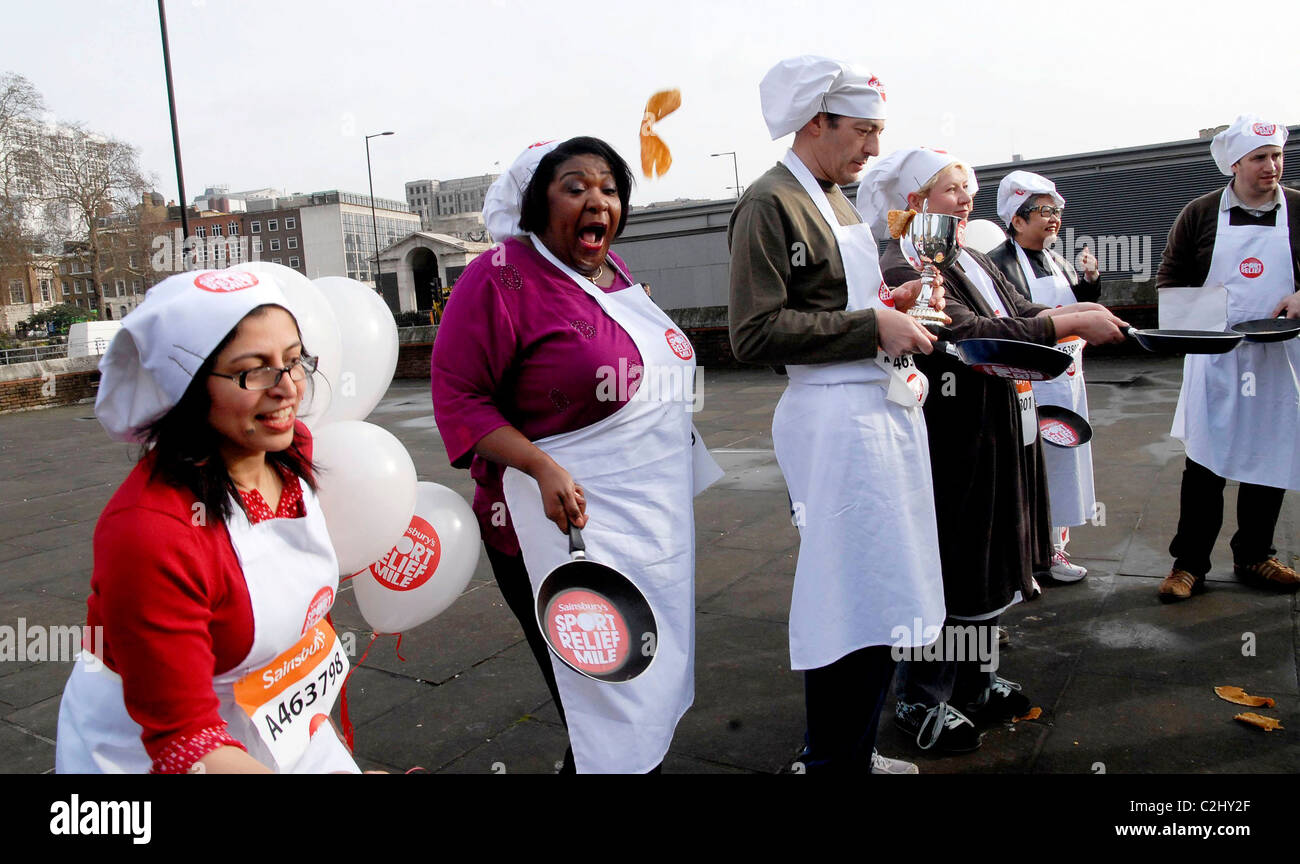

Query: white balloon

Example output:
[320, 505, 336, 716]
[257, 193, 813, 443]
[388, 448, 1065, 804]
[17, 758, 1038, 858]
[312, 421, 417, 575]
[312, 276, 399, 423]
[963, 219, 1008, 255]
[352, 482, 482, 633]
[233, 261, 342, 429]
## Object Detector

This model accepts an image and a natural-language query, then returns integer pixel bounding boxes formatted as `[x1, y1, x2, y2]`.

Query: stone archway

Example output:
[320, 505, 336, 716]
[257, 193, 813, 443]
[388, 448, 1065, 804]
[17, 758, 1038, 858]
[407, 246, 439, 311]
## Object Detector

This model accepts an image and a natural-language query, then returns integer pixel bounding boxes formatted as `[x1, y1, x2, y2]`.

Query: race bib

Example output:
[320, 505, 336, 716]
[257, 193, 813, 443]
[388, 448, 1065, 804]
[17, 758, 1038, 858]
[1055, 335, 1086, 380]
[876, 351, 928, 408]
[1016, 380, 1036, 446]
[234, 621, 349, 771]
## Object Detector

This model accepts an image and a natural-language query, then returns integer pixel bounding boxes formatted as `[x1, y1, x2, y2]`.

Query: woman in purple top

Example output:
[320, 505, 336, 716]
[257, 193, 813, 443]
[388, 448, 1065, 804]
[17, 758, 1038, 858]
[432, 137, 712, 773]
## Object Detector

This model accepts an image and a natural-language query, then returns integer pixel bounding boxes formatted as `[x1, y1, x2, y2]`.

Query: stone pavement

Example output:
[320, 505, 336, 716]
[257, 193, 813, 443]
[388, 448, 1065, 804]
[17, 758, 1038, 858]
[0, 355, 1295, 774]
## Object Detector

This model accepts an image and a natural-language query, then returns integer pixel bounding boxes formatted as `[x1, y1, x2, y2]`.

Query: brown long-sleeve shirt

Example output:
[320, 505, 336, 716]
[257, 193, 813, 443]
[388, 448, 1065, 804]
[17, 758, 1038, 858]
[727, 163, 879, 366]
[1157, 184, 1300, 289]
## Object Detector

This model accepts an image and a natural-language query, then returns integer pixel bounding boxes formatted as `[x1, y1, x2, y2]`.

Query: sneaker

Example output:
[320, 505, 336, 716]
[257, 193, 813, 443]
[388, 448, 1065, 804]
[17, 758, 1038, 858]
[1048, 550, 1087, 582]
[963, 676, 1031, 725]
[894, 700, 981, 753]
[870, 749, 919, 774]
[1234, 558, 1300, 590]
[1158, 568, 1204, 602]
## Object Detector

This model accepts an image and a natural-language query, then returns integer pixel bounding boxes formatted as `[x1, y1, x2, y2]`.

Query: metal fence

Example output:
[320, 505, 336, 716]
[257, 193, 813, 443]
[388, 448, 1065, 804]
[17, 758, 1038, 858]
[0, 343, 69, 365]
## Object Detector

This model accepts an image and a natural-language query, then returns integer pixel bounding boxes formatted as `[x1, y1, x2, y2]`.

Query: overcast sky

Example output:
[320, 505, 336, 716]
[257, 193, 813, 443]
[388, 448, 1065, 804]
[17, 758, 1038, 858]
[8, 0, 1298, 208]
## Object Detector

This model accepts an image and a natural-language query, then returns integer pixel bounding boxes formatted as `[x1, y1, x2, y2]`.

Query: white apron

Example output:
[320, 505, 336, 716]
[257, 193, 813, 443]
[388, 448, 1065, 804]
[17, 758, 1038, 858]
[1171, 190, 1300, 490]
[958, 250, 1038, 447]
[502, 236, 718, 774]
[56, 481, 359, 774]
[774, 150, 945, 671]
[1014, 242, 1096, 525]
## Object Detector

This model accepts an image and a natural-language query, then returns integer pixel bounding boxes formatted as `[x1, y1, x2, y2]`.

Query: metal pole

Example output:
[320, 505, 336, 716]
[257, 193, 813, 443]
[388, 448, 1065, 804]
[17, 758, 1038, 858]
[157, 0, 188, 241]
[364, 131, 394, 295]
[710, 151, 742, 199]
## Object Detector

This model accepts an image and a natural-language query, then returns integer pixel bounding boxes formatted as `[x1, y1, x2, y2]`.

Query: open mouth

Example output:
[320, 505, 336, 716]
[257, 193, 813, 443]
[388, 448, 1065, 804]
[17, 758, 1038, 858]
[257, 405, 296, 431]
[578, 223, 607, 251]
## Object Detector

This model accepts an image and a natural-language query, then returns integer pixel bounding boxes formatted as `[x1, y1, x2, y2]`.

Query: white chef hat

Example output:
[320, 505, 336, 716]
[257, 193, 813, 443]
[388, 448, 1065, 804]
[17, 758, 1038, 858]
[95, 268, 296, 442]
[856, 147, 975, 238]
[760, 55, 887, 140]
[996, 170, 1066, 227]
[482, 139, 561, 242]
[1210, 114, 1288, 176]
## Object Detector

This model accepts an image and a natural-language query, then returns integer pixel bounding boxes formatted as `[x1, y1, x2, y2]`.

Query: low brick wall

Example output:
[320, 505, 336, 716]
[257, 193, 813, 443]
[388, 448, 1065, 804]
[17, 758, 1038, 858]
[395, 325, 437, 380]
[0, 356, 102, 414]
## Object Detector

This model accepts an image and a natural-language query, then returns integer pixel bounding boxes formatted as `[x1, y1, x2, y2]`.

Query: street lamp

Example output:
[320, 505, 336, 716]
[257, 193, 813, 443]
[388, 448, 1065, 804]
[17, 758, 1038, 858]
[710, 151, 743, 199]
[365, 131, 395, 294]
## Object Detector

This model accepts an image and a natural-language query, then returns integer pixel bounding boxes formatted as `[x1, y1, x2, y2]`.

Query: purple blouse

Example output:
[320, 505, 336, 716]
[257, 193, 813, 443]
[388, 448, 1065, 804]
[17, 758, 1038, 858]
[431, 236, 644, 555]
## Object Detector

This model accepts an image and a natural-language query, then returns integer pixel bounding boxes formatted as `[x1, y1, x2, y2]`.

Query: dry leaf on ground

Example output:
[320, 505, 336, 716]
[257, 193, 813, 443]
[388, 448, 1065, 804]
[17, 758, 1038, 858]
[1215, 686, 1276, 708]
[1233, 712, 1283, 732]
[1012, 707, 1042, 723]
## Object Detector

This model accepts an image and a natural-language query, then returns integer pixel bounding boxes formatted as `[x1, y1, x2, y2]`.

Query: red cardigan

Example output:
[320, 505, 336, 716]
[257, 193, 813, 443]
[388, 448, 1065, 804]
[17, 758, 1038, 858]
[85, 422, 311, 772]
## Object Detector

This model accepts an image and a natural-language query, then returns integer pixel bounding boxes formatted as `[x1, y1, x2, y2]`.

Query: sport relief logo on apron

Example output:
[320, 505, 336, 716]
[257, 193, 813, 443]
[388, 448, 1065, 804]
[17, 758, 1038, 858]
[781, 150, 927, 408]
[1173, 189, 1300, 490]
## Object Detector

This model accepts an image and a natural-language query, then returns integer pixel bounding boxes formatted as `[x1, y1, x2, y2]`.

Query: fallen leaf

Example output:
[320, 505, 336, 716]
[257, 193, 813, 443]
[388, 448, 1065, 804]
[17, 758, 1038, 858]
[1234, 712, 1283, 732]
[1214, 686, 1276, 708]
[1012, 707, 1042, 723]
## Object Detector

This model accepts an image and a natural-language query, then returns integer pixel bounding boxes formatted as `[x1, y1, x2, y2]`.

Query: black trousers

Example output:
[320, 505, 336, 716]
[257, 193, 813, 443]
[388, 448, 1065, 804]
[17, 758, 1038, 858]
[1169, 458, 1287, 578]
[802, 644, 897, 772]
[896, 616, 999, 709]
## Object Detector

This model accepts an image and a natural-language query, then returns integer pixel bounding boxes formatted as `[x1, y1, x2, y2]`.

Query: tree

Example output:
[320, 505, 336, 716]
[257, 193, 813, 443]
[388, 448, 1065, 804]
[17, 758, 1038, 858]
[16, 302, 90, 335]
[0, 72, 45, 267]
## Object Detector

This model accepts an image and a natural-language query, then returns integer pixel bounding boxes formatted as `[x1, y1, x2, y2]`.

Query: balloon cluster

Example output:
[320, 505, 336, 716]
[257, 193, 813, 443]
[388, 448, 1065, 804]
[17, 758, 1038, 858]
[233, 262, 480, 634]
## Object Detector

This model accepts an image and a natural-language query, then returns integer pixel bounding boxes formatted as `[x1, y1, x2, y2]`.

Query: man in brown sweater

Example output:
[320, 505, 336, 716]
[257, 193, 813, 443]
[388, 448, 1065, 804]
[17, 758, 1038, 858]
[1157, 115, 1300, 600]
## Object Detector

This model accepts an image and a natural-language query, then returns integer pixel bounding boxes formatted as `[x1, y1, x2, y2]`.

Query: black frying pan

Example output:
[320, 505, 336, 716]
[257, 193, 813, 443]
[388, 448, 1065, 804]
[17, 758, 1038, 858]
[1125, 326, 1243, 354]
[1230, 316, 1300, 343]
[534, 526, 658, 684]
[933, 337, 1074, 381]
[1036, 404, 1094, 448]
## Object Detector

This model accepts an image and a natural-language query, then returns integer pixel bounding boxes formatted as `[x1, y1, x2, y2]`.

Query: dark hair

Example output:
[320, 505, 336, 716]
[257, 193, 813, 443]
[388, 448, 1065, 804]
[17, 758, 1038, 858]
[821, 112, 843, 128]
[140, 304, 318, 525]
[518, 137, 634, 238]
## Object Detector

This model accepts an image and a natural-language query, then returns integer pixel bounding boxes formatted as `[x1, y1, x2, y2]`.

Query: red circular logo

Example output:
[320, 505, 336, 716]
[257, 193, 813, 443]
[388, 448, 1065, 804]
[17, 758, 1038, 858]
[364, 516, 441, 592]
[1252, 123, 1277, 136]
[878, 282, 895, 307]
[301, 586, 334, 634]
[665, 328, 693, 360]
[956, 220, 967, 247]
[906, 372, 926, 403]
[1239, 258, 1264, 278]
[544, 588, 630, 676]
[194, 270, 259, 293]
[867, 75, 887, 102]
[1039, 418, 1079, 447]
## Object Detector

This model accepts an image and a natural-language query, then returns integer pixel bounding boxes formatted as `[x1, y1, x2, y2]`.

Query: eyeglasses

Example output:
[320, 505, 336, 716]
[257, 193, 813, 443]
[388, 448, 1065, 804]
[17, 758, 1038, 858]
[1026, 205, 1064, 219]
[210, 354, 318, 391]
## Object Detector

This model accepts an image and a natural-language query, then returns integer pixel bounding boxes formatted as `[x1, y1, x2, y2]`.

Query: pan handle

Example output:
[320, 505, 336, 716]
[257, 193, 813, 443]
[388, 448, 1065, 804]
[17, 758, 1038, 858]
[932, 339, 961, 361]
[568, 524, 587, 560]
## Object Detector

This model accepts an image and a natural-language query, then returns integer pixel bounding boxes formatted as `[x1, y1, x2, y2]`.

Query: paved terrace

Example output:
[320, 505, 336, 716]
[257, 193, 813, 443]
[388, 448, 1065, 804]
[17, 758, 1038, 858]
[0, 355, 1296, 773]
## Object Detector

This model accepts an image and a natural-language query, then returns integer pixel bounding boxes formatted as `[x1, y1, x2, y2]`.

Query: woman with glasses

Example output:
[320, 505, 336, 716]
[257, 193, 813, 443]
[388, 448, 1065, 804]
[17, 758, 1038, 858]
[987, 171, 1103, 584]
[57, 268, 360, 774]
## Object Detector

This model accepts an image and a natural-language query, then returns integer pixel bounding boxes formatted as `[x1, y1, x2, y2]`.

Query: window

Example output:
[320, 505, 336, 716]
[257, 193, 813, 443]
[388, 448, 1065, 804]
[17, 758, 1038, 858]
[132, 279, 142, 294]
[196, 226, 206, 238]
[252, 237, 263, 253]
[229, 221, 239, 235]
[271, 257, 282, 264]
[59, 262, 68, 275]
[120, 306, 127, 319]
[73, 280, 82, 295]
[250, 220, 261, 233]
[128, 254, 138, 269]
[286, 237, 297, 249]
[40, 279, 52, 302]
[285, 217, 296, 230]
[116, 279, 127, 297]
[61, 281, 70, 296]
[211, 224, 222, 237]
[8, 280, 25, 304]
[269, 238, 280, 251]
[267, 219, 279, 232]
[289, 256, 300, 268]
[87, 282, 96, 296]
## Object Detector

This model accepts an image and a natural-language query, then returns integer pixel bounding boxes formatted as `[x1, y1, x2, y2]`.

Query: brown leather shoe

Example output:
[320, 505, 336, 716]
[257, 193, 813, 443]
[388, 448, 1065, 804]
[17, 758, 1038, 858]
[1159, 568, 1204, 601]
[1234, 558, 1300, 589]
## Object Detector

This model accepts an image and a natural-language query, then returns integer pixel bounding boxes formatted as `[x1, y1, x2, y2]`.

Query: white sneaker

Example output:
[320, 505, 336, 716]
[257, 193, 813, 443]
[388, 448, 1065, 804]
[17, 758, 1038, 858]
[1048, 550, 1087, 582]
[870, 749, 919, 774]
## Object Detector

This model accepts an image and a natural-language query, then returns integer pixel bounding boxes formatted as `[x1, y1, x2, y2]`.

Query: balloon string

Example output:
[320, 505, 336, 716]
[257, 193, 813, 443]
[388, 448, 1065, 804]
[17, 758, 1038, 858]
[393, 632, 407, 663]
[340, 631, 381, 753]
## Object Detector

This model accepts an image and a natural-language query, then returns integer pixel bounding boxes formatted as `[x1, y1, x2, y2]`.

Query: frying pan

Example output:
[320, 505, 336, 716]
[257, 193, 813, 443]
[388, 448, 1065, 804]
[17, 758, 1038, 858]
[1230, 316, 1300, 343]
[534, 525, 658, 684]
[933, 337, 1074, 381]
[1036, 404, 1094, 448]
[1125, 326, 1243, 354]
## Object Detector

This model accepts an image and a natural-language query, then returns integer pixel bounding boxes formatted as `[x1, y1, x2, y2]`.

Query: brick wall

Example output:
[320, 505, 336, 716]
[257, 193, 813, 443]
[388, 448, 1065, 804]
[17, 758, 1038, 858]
[0, 365, 100, 414]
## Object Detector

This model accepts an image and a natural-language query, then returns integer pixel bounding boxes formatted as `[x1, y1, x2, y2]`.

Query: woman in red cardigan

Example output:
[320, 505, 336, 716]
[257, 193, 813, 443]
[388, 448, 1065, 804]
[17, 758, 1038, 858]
[56, 268, 358, 774]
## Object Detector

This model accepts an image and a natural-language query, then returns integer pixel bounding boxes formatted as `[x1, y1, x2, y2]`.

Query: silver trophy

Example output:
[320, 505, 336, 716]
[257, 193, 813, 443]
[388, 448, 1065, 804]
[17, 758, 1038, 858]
[905, 202, 964, 329]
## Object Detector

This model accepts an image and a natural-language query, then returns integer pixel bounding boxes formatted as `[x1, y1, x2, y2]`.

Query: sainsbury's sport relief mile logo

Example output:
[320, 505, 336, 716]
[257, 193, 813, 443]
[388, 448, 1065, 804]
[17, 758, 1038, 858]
[194, 270, 259, 293]
[366, 517, 441, 592]
[1239, 257, 1264, 278]
[1252, 123, 1277, 137]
